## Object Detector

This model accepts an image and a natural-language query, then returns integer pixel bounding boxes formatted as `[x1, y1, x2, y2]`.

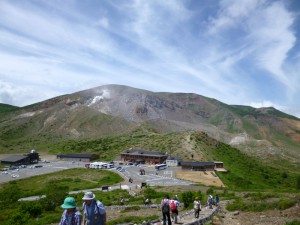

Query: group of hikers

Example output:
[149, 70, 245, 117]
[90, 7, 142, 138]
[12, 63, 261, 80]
[58, 191, 219, 225]
[59, 191, 106, 225]
[160, 194, 220, 225]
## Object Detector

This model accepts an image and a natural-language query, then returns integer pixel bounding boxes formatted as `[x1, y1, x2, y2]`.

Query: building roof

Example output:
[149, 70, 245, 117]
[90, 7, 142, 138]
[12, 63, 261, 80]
[1, 155, 29, 163]
[57, 153, 98, 158]
[166, 156, 182, 161]
[121, 149, 167, 157]
[181, 161, 215, 167]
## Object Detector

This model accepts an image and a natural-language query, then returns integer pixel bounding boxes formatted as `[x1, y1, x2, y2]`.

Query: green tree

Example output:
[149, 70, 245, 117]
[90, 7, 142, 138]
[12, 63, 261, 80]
[181, 191, 194, 208]
[206, 187, 214, 195]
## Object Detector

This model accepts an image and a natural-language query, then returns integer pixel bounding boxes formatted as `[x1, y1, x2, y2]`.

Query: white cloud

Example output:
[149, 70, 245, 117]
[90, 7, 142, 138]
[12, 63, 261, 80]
[0, 0, 299, 119]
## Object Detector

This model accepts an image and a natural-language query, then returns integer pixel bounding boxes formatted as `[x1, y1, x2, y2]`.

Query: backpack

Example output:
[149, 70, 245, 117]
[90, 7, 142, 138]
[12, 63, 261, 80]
[194, 201, 200, 210]
[162, 202, 170, 213]
[170, 201, 177, 211]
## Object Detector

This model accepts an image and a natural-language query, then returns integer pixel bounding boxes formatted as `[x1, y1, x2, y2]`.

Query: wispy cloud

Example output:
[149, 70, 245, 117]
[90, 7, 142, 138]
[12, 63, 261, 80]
[0, 0, 299, 118]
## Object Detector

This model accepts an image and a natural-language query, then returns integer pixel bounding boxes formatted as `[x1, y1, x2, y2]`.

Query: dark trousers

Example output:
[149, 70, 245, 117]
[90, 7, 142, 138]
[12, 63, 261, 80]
[162, 212, 172, 225]
[194, 208, 200, 218]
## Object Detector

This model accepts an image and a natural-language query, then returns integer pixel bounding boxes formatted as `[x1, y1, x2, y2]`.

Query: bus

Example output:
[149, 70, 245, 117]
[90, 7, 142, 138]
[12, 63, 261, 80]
[155, 164, 167, 170]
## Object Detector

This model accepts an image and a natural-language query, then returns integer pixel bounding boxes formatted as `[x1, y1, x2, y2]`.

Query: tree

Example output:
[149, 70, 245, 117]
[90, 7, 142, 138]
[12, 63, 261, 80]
[181, 191, 194, 208]
[40, 181, 68, 211]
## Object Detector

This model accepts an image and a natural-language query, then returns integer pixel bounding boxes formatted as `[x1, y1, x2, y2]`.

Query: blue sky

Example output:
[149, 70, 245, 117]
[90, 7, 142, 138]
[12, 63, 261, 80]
[1, 0, 300, 118]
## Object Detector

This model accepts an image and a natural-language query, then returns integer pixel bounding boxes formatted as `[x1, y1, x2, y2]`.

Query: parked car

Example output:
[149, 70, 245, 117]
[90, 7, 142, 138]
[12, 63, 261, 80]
[116, 166, 123, 171]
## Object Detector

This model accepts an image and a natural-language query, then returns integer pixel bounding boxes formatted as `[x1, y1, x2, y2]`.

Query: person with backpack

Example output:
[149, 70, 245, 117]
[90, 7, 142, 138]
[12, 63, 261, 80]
[215, 195, 219, 206]
[161, 194, 172, 225]
[207, 195, 213, 209]
[170, 196, 180, 223]
[193, 196, 201, 219]
[82, 191, 106, 225]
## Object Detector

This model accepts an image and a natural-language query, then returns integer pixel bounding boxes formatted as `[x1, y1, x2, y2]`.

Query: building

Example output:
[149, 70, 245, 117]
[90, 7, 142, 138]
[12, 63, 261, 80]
[181, 162, 216, 171]
[166, 156, 182, 167]
[0, 149, 40, 166]
[214, 161, 227, 172]
[56, 153, 99, 162]
[181, 161, 226, 172]
[0, 155, 30, 166]
[120, 149, 168, 164]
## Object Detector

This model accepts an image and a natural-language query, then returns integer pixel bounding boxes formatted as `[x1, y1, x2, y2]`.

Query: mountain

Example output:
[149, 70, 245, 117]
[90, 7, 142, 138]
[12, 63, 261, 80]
[0, 84, 299, 166]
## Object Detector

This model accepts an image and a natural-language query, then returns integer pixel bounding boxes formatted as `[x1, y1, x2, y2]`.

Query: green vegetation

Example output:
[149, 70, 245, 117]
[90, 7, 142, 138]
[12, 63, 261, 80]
[108, 215, 159, 225]
[226, 198, 297, 212]
[0, 103, 19, 113]
[0, 169, 124, 198]
[228, 105, 300, 120]
[192, 132, 300, 191]
[285, 221, 300, 225]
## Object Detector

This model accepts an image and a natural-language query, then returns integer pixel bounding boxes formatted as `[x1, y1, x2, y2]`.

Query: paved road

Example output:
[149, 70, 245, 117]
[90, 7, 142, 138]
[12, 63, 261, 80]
[0, 160, 86, 184]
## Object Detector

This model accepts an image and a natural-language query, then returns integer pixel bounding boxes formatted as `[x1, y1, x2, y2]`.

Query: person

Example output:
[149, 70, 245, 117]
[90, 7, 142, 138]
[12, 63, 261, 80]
[145, 198, 150, 205]
[215, 195, 219, 206]
[193, 197, 201, 219]
[170, 196, 180, 223]
[207, 195, 213, 209]
[82, 191, 106, 225]
[161, 194, 172, 225]
[120, 196, 124, 205]
[59, 196, 82, 225]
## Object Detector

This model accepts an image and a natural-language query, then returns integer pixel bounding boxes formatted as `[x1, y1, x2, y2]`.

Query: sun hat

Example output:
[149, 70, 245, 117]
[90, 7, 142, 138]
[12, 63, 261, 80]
[61, 197, 77, 209]
[82, 191, 95, 200]
[195, 197, 199, 200]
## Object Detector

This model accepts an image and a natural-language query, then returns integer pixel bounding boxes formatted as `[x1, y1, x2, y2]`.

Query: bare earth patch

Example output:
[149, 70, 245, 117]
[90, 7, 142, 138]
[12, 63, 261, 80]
[176, 171, 225, 187]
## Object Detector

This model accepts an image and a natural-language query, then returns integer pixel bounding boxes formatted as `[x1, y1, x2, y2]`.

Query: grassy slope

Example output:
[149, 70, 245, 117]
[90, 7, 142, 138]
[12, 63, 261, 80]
[0, 103, 19, 113]
[191, 132, 299, 191]
[0, 168, 124, 198]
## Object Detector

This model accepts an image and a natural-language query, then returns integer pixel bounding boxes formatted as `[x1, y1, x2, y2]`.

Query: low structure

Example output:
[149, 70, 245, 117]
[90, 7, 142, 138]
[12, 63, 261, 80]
[120, 149, 168, 164]
[56, 153, 99, 162]
[0, 155, 30, 166]
[0, 149, 40, 166]
[166, 156, 182, 167]
[214, 161, 227, 172]
[181, 161, 216, 171]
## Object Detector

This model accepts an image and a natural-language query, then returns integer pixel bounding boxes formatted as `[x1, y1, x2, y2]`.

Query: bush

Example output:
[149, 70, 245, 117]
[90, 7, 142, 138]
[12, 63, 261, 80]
[275, 199, 296, 210]
[181, 191, 194, 208]
[285, 221, 300, 225]
[19, 201, 42, 218]
[121, 206, 141, 213]
[107, 215, 159, 225]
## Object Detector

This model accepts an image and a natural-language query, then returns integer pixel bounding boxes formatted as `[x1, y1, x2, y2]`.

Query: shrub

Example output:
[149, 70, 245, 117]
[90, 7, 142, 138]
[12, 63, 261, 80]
[121, 206, 141, 213]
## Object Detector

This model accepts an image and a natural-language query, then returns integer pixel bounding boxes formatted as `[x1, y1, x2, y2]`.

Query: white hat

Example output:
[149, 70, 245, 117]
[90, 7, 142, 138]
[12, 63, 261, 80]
[82, 191, 95, 200]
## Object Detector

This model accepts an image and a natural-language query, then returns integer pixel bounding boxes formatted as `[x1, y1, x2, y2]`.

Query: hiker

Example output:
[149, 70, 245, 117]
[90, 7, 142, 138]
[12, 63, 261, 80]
[215, 195, 219, 206]
[193, 197, 201, 219]
[82, 191, 107, 225]
[161, 194, 172, 225]
[59, 196, 82, 225]
[120, 196, 124, 205]
[170, 196, 180, 223]
[207, 195, 213, 209]
[145, 198, 150, 205]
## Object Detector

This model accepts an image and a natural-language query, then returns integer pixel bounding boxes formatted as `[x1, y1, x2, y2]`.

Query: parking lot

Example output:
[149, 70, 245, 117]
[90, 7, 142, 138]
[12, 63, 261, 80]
[0, 159, 193, 187]
[0, 160, 87, 184]
[114, 164, 193, 187]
